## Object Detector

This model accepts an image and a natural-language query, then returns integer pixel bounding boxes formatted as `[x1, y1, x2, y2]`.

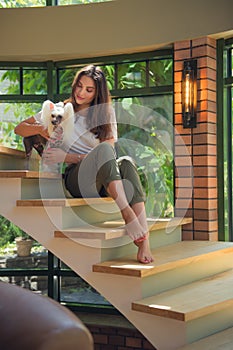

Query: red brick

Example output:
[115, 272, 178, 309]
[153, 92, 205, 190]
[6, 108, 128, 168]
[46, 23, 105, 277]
[193, 209, 217, 220]
[93, 334, 108, 345]
[174, 70, 182, 83]
[192, 133, 216, 145]
[182, 230, 194, 240]
[198, 56, 216, 70]
[192, 36, 216, 48]
[199, 78, 216, 91]
[198, 111, 216, 123]
[109, 335, 125, 346]
[174, 61, 183, 72]
[175, 134, 192, 146]
[194, 187, 217, 199]
[193, 155, 216, 166]
[174, 40, 191, 50]
[199, 67, 216, 80]
[194, 198, 217, 210]
[175, 177, 193, 188]
[208, 231, 219, 241]
[175, 198, 192, 209]
[199, 89, 216, 102]
[199, 100, 216, 113]
[174, 49, 191, 61]
[193, 177, 217, 188]
[194, 231, 211, 240]
[126, 336, 142, 348]
[193, 144, 216, 156]
[194, 220, 218, 231]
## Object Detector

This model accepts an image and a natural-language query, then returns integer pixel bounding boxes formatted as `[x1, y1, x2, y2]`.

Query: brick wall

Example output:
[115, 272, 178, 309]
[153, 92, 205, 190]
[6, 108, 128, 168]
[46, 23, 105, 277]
[88, 324, 156, 350]
[76, 312, 156, 350]
[174, 37, 218, 241]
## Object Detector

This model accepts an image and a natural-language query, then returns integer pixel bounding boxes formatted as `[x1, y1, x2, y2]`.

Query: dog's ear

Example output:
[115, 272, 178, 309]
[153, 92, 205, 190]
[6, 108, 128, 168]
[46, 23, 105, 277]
[63, 102, 74, 121]
[41, 100, 54, 128]
[49, 102, 55, 111]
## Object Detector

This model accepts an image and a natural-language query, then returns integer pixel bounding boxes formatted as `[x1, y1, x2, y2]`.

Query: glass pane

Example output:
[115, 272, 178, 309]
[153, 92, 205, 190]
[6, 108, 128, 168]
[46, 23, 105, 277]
[115, 95, 173, 218]
[149, 59, 173, 86]
[0, 69, 20, 94]
[0, 277, 48, 294]
[58, 68, 77, 94]
[102, 64, 115, 90]
[232, 48, 233, 77]
[118, 62, 146, 89]
[0, 0, 46, 8]
[60, 276, 111, 305]
[23, 69, 47, 95]
[0, 102, 42, 149]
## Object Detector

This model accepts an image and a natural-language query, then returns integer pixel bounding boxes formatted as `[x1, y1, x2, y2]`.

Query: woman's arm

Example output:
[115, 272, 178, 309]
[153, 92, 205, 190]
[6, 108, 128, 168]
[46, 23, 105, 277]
[43, 148, 86, 165]
[14, 116, 49, 139]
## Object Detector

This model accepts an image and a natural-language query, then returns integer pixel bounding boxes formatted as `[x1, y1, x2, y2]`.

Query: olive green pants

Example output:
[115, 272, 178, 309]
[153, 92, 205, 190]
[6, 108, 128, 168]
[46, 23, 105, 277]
[64, 142, 145, 206]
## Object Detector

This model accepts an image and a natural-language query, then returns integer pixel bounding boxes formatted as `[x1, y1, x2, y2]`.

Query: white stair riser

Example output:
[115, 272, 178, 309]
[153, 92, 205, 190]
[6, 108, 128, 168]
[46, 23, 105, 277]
[186, 305, 233, 344]
[142, 251, 233, 298]
[0, 155, 39, 171]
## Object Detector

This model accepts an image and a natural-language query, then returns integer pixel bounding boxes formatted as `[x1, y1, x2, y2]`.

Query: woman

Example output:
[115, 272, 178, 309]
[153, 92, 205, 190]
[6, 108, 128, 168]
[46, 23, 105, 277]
[14, 65, 154, 264]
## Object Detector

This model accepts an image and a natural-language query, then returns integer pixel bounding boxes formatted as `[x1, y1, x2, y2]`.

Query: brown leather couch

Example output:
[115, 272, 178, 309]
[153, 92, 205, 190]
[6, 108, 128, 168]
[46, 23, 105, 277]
[0, 282, 94, 350]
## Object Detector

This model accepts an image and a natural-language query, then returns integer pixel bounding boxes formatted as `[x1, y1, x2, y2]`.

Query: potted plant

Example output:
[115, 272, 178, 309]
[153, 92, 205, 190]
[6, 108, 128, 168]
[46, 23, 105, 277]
[15, 234, 33, 257]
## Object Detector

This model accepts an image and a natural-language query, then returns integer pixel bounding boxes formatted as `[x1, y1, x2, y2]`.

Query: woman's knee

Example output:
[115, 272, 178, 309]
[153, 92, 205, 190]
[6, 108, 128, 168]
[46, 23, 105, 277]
[117, 156, 136, 172]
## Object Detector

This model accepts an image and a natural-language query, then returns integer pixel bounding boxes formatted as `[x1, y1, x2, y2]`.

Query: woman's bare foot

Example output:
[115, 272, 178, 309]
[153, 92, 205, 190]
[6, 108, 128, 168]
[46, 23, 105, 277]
[134, 236, 154, 264]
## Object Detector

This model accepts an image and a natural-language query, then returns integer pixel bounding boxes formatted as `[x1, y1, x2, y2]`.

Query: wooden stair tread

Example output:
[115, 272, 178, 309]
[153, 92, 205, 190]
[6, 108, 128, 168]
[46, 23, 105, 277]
[54, 217, 192, 240]
[0, 170, 61, 179]
[180, 326, 233, 349]
[17, 197, 115, 207]
[0, 146, 25, 158]
[132, 269, 233, 321]
[93, 241, 233, 277]
[55, 222, 126, 239]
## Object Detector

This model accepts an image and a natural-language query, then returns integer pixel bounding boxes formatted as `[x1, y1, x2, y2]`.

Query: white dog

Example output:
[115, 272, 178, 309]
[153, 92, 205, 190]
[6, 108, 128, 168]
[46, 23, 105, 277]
[41, 100, 74, 146]
[40, 100, 74, 173]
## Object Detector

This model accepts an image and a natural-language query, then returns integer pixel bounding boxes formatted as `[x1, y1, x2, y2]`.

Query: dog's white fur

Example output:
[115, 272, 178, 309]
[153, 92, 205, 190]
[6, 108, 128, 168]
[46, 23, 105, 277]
[41, 100, 74, 145]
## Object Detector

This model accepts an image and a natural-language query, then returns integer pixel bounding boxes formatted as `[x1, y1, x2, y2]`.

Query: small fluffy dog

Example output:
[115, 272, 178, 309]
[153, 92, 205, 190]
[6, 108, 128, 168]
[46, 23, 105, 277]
[23, 100, 74, 170]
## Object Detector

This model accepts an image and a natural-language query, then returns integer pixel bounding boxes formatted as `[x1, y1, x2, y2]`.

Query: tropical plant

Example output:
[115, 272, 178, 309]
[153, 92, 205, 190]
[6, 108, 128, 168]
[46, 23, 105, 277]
[0, 215, 29, 247]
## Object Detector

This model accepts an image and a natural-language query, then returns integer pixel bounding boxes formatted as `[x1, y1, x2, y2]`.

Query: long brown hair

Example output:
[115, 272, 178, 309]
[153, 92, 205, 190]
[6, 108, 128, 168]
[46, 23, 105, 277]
[65, 65, 113, 141]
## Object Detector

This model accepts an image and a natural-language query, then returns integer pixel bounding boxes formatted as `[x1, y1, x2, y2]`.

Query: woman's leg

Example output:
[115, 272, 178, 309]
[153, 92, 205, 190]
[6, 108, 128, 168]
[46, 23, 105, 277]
[107, 180, 154, 263]
[131, 202, 154, 263]
[65, 143, 154, 263]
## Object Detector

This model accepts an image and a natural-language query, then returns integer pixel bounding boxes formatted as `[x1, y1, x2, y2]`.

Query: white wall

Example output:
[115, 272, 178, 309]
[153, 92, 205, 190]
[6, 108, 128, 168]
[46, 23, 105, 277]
[0, 0, 232, 62]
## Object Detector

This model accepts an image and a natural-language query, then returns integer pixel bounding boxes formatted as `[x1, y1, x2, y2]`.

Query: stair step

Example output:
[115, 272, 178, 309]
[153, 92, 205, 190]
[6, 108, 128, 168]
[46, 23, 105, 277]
[93, 241, 233, 277]
[17, 197, 114, 207]
[54, 217, 192, 240]
[0, 146, 25, 158]
[132, 269, 233, 321]
[180, 326, 233, 350]
[0, 170, 60, 179]
[55, 221, 126, 239]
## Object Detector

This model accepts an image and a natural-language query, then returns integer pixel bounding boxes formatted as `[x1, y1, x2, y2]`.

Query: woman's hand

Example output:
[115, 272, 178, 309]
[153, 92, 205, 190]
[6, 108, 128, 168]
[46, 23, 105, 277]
[38, 124, 50, 139]
[43, 148, 67, 165]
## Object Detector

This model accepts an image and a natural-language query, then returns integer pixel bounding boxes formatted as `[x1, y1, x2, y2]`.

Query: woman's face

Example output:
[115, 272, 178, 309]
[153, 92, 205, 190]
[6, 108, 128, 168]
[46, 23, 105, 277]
[74, 75, 96, 109]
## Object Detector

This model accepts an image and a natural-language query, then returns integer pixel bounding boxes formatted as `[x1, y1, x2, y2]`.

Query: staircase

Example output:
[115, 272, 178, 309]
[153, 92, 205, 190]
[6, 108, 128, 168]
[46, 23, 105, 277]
[1, 147, 233, 350]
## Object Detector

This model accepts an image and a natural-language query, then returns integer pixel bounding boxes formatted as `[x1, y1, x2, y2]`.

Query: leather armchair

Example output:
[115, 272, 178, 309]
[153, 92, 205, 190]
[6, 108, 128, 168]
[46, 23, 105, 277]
[0, 282, 94, 350]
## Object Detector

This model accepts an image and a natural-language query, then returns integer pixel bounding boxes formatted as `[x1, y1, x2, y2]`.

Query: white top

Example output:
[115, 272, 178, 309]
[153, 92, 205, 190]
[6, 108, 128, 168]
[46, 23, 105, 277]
[34, 107, 118, 154]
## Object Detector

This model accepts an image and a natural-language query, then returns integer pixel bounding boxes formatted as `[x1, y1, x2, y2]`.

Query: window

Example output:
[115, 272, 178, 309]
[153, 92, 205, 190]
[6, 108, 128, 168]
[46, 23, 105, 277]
[218, 37, 233, 242]
[0, 49, 173, 310]
[0, 0, 111, 8]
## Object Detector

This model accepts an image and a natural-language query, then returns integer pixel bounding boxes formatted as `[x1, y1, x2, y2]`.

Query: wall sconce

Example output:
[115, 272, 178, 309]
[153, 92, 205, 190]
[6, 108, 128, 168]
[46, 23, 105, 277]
[182, 59, 197, 128]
